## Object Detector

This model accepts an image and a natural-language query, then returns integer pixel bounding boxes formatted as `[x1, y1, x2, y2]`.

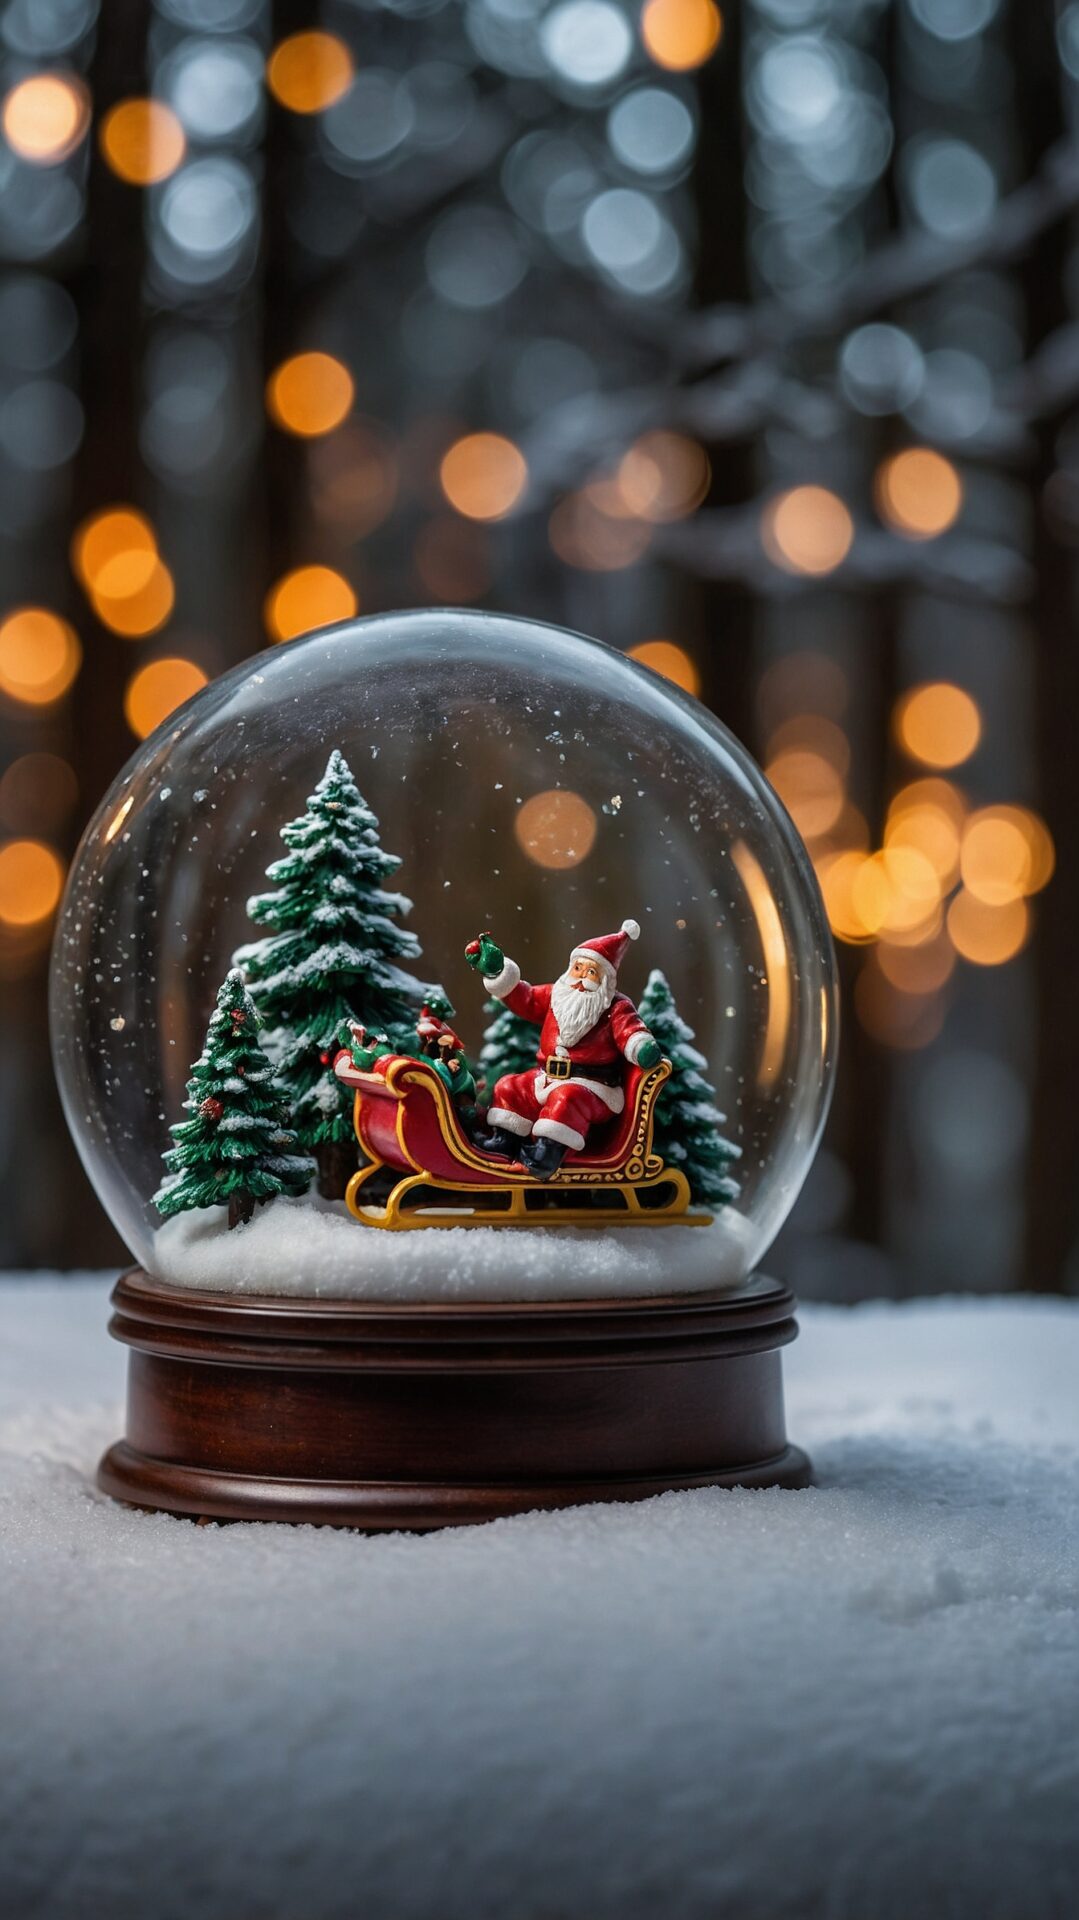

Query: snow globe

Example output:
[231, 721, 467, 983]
[51, 609, 836, 1526]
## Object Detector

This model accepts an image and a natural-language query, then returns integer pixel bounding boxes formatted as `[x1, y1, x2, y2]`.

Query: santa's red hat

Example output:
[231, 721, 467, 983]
[570, 918, 640, 983]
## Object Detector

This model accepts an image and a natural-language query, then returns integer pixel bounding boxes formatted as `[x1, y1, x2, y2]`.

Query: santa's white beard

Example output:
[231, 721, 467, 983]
[550, 969, 613, 1048]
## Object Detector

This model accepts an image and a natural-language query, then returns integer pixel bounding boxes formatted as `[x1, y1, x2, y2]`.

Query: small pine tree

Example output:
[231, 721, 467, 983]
[154, 970, 313, 1231]
[234, 750, 439, 1199]
[478, 996, 539, 1092]
[637, 968, 741, 1209]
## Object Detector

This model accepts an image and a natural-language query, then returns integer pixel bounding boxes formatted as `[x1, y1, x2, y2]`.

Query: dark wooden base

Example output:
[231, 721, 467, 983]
[98, 1268, 810, 1530]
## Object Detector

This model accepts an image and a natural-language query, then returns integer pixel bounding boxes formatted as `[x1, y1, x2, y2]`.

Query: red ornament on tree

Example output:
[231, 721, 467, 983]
[199, 1096, 224, 1123]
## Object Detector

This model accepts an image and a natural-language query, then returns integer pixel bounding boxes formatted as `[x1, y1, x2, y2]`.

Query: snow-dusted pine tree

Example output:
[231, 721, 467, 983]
[234, 750, 438, 1198]
[478, 996, 538, 1092]
[637, 968, 741, 1210]
[154, 969, 312, 1230]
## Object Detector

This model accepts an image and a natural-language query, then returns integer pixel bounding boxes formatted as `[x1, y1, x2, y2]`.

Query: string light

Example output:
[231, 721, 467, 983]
[515, 790, 597, 869]
[93, 561, 175, 638]
[0, 839, 65, 928]
[641, 0, 723, 71]
[896, 683, 981, 768]
[549, 488, 652, 570]
[267, 353, 354, 438]
[960, 807, 1055, 904]
[440, 434, 528, 521]
[2, 74, 90, 165]
[766, 748, 845, 842]
[0, 608, 81, 705]
[124, 658, 207, 739]
[628, 640, 701, 696]
[876, 448, 962, 539]
[267, 33, 354, 114]
[264, 566, 357, 642]
[761, 486, 854, 576]
[100, 100, 186, 185]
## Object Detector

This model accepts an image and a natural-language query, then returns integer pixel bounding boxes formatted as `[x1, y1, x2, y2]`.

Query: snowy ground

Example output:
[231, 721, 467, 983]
[2, 1276, 1078, 1920]
[152, 1193, 756, 1298]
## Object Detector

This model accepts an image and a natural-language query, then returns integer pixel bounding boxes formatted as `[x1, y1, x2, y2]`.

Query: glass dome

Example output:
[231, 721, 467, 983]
[50, 609, 837, 1296]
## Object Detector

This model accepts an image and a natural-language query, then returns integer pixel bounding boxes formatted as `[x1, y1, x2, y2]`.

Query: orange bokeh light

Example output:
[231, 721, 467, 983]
[100, 99, 186, 185]
[960, 806, 1055, 905]
[549, 489, 652, 570]
[124, 658, 208, 740]
[628, 640, 701, 697]
[876, 448, 962, 540]
[267, 33, 354, 114]
[617, 432, 710, 522]
[267, 352, 354, 438]
[766, 749, 845, 842]
[440, 433, 528, 522]
[3, 73, 90, 165]
[766, 714, 851, 777]
[92, 559, 175, 638]
[0, 838, 65, 927]
[947, 889, 1030, 967]
[515, 790, 597, 870]
[877, 931, 956, 996]
[896, 683, 981, 769]
[641, 0, 723, 70]
[264, 566, 358, 642]
[816, 851, 876, 946]
[761, 486, 854, 576]
[73, 507, 157, 587]
[0, 608, 81, 705]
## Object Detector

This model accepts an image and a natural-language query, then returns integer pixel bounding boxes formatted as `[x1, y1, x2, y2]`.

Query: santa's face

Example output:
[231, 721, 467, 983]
[550, 958, 614, 1047]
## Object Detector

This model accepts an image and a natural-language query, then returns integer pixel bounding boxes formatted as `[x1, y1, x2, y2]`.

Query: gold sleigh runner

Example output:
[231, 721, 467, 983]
[339, 1054, 711, 1230]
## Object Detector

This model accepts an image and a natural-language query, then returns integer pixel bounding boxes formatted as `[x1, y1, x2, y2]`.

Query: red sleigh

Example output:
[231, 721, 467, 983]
[334, 1052, 708, 1229]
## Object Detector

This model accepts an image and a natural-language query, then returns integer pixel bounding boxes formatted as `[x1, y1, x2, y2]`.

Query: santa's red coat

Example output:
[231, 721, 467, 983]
[498, 978, 649, 1071]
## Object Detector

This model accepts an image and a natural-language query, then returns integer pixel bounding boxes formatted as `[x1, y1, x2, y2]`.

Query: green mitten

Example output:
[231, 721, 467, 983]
[636, 1036, 662, 1069]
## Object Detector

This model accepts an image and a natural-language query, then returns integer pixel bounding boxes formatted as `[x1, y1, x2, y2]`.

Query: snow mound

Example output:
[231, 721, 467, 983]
[2, 1283, 1078, 1920]
[150, 1193, 756, 1299]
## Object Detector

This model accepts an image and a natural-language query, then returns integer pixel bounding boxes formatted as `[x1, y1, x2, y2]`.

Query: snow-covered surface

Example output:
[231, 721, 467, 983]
[2, 1276, 1078, 1919]
[151, 1193, 756, 1298]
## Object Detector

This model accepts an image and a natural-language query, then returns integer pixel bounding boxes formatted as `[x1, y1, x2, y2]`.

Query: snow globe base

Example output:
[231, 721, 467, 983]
[97, 1267, 810, 1529]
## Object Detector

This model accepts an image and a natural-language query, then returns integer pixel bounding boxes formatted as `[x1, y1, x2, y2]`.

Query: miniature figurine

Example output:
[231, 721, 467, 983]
[464, 921, 662, 1179]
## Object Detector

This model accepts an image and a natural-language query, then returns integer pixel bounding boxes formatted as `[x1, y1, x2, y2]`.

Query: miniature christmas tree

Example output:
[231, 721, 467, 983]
[478, 996, 538, 1093]
[154, 970, 312, 1231]
[636, 968, 741, 1209]
[233, 750, 439, 1199]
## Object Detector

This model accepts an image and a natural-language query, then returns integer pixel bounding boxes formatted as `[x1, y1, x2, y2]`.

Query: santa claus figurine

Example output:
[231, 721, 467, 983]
[465, 920, 662, 1179]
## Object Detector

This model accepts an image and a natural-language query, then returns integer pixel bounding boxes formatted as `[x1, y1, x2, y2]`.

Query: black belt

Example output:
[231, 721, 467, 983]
[543, 1055, 623, 1085]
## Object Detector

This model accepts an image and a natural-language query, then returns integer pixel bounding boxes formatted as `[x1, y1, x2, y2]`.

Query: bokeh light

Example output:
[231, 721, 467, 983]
[549, 485, 652, 569]
[817, 851, 877, 945]
[440, 433, 528, 521]
[947, 888, 1030, 966]
[264, 566, 358, 642]
[761, 486, 854, 576]
[2, 73, 90, 166]
[267, 352, 354, 438]
[515, 789, 597, 869]
[73, 507, 157, 589]
[92, 559, 176, 638]
[896, 683, 981, 768]
[641, 0, 723, 72]
[877, 931, 956, 996]
[0, 607, 80, 705]
[961, 806, 1055, 904]
[0, 838, 65, 927]
[124, 657, 208, 740]
[766, 748, 845, 842]
[100, 100, 186, 185]
[617, 431, 709, 521]
[885, 778, 965, 889]
[876, 447, 963, 539]
[628, 639, 700, 695]
[267, 33, 354, 115]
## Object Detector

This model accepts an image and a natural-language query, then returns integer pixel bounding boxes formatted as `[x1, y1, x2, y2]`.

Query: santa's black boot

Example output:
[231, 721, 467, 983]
[518, 1135, 568, 1181]
[472, 1124, 523, 1159]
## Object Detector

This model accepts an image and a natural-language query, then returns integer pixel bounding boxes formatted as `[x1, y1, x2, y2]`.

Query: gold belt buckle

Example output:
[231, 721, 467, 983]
[546, 1054, 571, 1079]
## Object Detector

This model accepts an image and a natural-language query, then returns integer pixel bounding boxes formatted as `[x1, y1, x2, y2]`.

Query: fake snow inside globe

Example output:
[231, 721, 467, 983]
[50, 609, 837, 1304]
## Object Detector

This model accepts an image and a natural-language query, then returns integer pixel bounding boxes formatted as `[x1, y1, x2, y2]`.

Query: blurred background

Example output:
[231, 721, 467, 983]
[0, 0, 1075, 1298]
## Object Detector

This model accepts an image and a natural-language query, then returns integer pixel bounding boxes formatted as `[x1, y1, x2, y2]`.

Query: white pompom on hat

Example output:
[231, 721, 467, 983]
[570, 918, 641, 982]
